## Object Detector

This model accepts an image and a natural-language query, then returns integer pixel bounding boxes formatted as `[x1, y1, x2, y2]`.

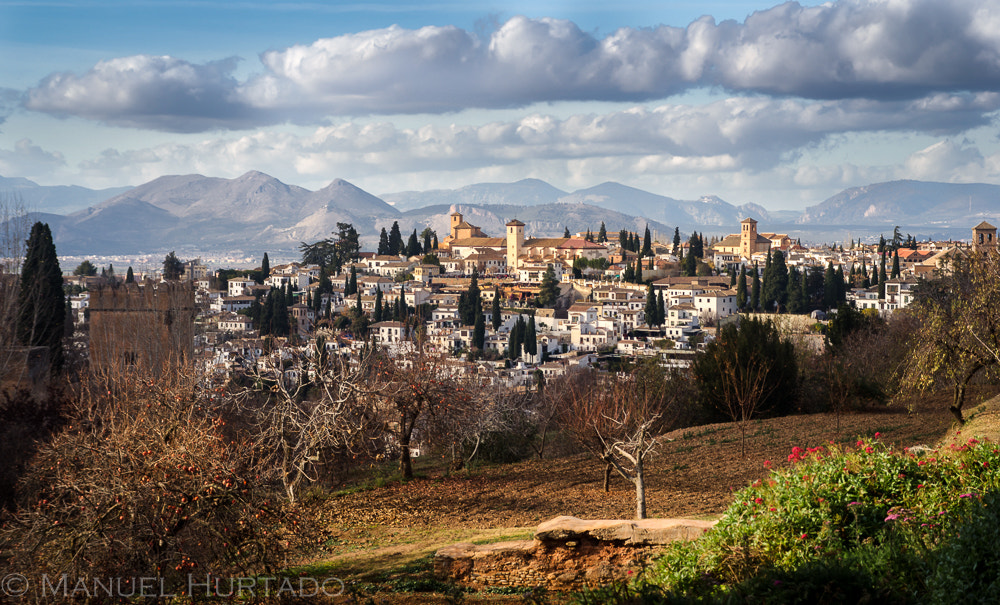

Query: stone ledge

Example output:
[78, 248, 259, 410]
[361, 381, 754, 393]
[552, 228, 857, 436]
[434, 516, 717, 590]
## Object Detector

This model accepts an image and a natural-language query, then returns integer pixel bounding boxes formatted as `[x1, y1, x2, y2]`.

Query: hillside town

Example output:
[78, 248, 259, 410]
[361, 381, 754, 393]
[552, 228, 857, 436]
[55, 214, 992, 397]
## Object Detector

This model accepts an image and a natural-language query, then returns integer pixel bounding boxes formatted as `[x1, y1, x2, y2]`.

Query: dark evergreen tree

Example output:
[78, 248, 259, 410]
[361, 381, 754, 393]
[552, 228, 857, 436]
[373, 287, 383, 322]
[538, 266, 559, 307]
[388, 221, 403, 255]
[459, 271, 481, 326]
[730, 269, 737, 288]
[491, 288, 502, 330]
[378, 228, 390, 255]
[473, 308, 485, 350]
[508, 315, 524, 360]
[750, 263, 761, 311]
[684, 250, 697, 277]
[125, 266, 135, 284]
[891, 248, 900, 279]
[786, 266, 803, 314]
[432, 234, 439, 250]
[525, 313, 538, 357]
[878, 252, 887, 299]
[598, 222, 607, 242]
[619, 229, 628, 250]
[645, 285, 658, 326]
[347, 266, 357, 296]
[688, 232, 701, 259]
[634, 258, 643, 283]
[641, 225, 652, 257]
[623, 261, 635, 283]
[585, 229, 593, 242]
[73, 259, 98, 276]
[656, 290, 665, 327]
[17, 222, 66, 373]
[406, 229, 421, 257]
[835, 265, 847, 304]
[162, 251, 183, 280]
[421, 228, 433, 253]
[823, 262, 838, 310]
[878, 234, 886, 254]
[672, 227, 681, 254]
[737, 266, 748, 310]
[563, 226, 571, 238]
[261, 252, 270, 277]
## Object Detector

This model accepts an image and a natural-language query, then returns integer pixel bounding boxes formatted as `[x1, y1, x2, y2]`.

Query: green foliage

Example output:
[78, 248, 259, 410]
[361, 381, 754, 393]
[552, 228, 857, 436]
[538, 265, 559, 307]
[73, 259, 97, 276]
[162, 250, 183, 280]
[17, 222, 66, 373]
[693, 317, 798, 421]
[627, 438, 1000, 603]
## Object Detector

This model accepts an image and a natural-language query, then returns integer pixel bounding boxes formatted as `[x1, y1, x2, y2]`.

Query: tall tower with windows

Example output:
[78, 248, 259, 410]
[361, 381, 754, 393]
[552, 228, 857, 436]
[740, 218, 759, 258]
[506, 219, 525, 271]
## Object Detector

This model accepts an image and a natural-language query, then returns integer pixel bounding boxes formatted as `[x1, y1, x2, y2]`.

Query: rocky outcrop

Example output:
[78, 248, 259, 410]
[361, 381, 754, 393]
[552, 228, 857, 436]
[434, 516, 716, 591]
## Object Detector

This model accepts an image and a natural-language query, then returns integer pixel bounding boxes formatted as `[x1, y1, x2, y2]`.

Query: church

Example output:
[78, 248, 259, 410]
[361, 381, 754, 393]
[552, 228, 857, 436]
[712, 218, 773, 259]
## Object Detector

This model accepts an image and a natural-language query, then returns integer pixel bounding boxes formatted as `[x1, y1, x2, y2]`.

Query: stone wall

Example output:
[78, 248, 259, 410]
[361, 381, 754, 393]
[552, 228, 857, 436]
[434, 516, 716, 591]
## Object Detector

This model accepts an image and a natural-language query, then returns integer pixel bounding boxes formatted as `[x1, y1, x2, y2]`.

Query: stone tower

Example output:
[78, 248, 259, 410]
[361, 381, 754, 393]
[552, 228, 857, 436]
[973, 221, 997, 251]
[506, 219, 525, 271]
[740, 218, 759, 258]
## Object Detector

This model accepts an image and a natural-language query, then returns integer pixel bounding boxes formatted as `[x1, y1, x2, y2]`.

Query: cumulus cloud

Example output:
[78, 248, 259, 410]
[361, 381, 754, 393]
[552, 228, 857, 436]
[69, 93, 1000, 190]
[0, 139, 66, 178]
[20, 0, 1000, 130]
[24, 56, 270, 132]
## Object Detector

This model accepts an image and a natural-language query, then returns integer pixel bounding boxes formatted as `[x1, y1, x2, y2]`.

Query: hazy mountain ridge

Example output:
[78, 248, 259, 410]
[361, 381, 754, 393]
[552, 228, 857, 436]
[0, 175, 132, 215]
[6, 172, 1000, 255]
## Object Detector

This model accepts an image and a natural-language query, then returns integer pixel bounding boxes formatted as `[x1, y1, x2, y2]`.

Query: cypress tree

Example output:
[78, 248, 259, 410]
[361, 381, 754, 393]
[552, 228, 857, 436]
[879, 253, 887, 299]
[835, 265, 847, 304]
[378, 228, 390, 255]
[347, 266, 357, 296]
[635, 257, 643, 283]
[891, 248, 900, 279]
[672, 227, 681, 254]
[525, 313, 537, 357]
[406, 230, 420, 257]
[645, 284, 657, 326]
[823, 262, 838, 310]
[355, 289, 362, 314]
[373, 287, 383, 322]
[564, 226, 571, 238]
[125, 266, 135, 284]
[750, 263, 760, 311]
[422, 229, 432, 253]
[388, 221, 403, 255]
[656, 290, 665, 327]
[17, 222, 66, 373]
[473, 308, 485, 350]
[598, 222, 607, 242]
[619, 230, 627, 250]
[684, 250, 697, 277]
[491, 288, 502, 330]
[432, 234, 439, 250]
[261, 252, 270, 277]
[642, 225, 652, 257]
[737, 266, 748, 310]
[623, 261, 634, 283]
[787, 266, 802, 314]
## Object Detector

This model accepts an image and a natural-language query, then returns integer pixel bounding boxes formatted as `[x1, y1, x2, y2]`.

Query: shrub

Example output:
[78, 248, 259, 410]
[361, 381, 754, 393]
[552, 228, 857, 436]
[630, 436, 1000, 603]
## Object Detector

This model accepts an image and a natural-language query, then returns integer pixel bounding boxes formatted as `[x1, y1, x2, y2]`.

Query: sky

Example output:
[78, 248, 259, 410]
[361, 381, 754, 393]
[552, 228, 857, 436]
[1, 0, 1000, 211]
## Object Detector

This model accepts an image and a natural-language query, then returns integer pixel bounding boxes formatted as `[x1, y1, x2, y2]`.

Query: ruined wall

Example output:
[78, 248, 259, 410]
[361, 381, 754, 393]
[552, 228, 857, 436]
[89, 282, 195, 375]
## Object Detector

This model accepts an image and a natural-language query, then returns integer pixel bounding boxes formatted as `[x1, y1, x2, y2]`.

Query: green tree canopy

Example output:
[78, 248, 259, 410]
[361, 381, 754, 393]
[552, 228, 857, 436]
[17, 222, 66, 373]
[73, 260, 97, 276]
[162, 251, 183, 280]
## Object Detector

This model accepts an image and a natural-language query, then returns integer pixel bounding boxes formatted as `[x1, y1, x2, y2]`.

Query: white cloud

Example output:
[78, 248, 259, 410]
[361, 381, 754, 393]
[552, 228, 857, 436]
[0, 139, 66, 179]
[20, 1, 1000, 130]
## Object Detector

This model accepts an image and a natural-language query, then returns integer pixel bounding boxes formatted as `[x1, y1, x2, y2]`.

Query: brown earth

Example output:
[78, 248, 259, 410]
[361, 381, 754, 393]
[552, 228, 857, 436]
[301, 389, 995, 601]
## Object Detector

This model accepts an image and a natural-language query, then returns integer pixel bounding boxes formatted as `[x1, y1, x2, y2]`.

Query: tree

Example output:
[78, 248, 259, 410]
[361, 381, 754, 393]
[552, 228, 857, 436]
[125, 266, 135, 284]
[378, 227, 390, 255]
[473, 307, 486, 350]
[737, 266, 748, 310]
[672, 227, 681, 254]
[17, 222, 66, 373]
[656, 290, 665, 327]
[421, 227, 434, 253]
[524, 313, 538, 358]
[538, 265, 559, 307]
[73, 259, 98, 276]
[373, 287, 384, 322]
[693, 317, 798, 456]
[261, 252, 270, 277]
[388, 221, 403, 255]
[823, 262, 839, 310]
[684, 250, 697, 276]
[162, 251, 183, 280]
[598, 222, 608, 243]
[645, 284, 659, 327]
[459, 270, 481, 326]
[891, 248, 901, 279]
[642, 225, 652, 257]
[491, 288, 502, 330]
[901, 250, 1000, 423]
[563, 226, 571, 238]
[750, 263, 761, 311]
[406, 229, 421, 257]
[556, 364, 682, 519]
[879, 252, 887, 299]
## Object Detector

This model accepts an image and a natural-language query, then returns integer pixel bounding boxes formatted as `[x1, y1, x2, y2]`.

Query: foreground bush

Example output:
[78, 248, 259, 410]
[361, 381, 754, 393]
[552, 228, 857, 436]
[0, 373, 306, 596]
[595, 436, 1000, 603]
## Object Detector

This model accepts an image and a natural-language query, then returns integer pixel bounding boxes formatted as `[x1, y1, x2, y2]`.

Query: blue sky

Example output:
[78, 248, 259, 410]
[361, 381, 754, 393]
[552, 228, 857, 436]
[2, 0, 999, 211]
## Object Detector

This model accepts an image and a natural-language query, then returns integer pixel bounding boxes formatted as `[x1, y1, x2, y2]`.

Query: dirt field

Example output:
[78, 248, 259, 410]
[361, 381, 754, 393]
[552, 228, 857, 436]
[301, 390, 987, 596]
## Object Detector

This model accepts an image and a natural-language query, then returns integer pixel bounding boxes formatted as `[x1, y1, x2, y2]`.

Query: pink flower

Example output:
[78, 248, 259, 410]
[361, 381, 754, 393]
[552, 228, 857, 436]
[754, 497, 764, 504]
[865, 446, 874, 454]
[799, 533, 808, 539]
[874, 432, 881, 438]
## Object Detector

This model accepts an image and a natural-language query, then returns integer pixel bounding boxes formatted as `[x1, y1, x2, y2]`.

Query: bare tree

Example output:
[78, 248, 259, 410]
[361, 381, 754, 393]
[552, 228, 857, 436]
[556, 364, 677, 519]
[228, 339, 380, 503]
[0, 193, 30, 383]
[714, 351, 779, 458]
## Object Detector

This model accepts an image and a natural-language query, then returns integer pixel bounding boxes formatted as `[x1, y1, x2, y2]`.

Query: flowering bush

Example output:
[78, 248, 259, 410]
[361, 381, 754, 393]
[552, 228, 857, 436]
[639, 435, 1000, 602]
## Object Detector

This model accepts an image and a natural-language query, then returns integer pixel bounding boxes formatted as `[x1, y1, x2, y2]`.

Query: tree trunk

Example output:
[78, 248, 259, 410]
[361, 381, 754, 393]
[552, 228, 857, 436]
[634, 453, 646, 520]
[603, 462, 612, 492]
[951, 382, 967, 425]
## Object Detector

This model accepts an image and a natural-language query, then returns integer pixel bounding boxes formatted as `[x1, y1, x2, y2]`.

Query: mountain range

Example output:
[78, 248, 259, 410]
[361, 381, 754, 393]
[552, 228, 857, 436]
[4, 173, 1000, 256]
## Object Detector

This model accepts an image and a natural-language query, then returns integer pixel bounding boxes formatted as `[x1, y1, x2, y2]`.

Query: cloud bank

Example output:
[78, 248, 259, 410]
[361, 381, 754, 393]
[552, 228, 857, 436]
[22, 0, 1000, 131]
